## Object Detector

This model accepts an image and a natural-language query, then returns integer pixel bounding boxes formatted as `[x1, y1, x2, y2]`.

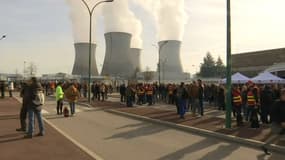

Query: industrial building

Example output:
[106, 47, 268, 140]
[232, 48, 285, 78]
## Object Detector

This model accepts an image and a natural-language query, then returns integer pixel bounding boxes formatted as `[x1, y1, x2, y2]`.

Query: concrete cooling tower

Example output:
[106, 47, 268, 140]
[130, 48, 142, 72]
[72, 43, 98, 77]
[158, 40, 185, 80]
[101, 32, 137, 78]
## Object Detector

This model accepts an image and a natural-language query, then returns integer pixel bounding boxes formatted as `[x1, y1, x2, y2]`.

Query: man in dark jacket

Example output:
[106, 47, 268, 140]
[24, 77, 45, 138]
[120, 84, 126, 102]
[262, 88, 285, 155]
[260, 85, 274, 124]
[16, 82, 29, 132]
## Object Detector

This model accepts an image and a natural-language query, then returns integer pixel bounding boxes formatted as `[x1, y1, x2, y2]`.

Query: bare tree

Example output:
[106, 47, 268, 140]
[143, 66, 154, 82]
[25, 62, 37, 77]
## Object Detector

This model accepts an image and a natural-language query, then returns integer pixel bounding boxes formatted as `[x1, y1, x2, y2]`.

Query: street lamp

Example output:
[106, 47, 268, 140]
[80, 0, 114, 103]
[0, 35, 6, 40]
[153, 41, 168, 85]
[225, 0, 232, 128]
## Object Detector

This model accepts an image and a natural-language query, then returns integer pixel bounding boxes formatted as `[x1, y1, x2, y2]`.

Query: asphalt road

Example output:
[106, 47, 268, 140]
[38, 97, 285, 160]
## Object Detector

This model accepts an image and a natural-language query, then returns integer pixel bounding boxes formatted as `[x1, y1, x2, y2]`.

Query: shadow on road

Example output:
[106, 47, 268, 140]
[157, 138, 240, 160]
[105, 123, 167, 140]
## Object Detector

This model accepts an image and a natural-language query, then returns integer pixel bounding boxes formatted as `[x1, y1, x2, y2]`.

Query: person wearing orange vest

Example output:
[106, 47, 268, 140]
[247, 85, 260, 128]
[232, 85, 243, 126]
[137, 85, 145, 105]
[146, 84, 153, 106]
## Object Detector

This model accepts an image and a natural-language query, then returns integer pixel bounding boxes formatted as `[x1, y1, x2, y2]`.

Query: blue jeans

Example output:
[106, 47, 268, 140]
[178, 99, 187, 117]
[27, 108, 44, 136]
[69, 102, 75, 114]
[199, 98, 204, 116]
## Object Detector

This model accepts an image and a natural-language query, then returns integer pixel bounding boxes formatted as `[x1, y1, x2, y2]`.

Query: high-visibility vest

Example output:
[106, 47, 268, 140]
[168, 86, 173, 95]
[232, 90, 242, 106]
[146, 87, 153, 95]
[137, 89, 145, 95]
[247, 91, 256, 106]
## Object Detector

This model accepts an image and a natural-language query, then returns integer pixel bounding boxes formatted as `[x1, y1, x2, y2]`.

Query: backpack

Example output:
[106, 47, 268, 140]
[33, 90, 45, 106]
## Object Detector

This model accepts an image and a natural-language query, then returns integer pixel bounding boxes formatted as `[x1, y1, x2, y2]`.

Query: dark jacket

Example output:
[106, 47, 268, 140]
[260, 87, 274, 107]
[271, 100, 285, 124]
[28, 82, 43, 110]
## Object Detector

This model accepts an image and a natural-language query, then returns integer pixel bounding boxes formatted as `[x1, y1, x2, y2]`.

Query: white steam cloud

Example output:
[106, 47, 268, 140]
[132, 0, 188, 41]
[65, 0, 96, 43]
[102, 0, 143, 48]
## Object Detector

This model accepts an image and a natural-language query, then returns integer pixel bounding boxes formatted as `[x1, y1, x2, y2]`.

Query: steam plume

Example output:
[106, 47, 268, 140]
[102, 0, 143, 48]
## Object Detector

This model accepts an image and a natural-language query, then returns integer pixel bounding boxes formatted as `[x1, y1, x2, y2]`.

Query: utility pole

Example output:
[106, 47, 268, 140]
[225, 0, 232, 128]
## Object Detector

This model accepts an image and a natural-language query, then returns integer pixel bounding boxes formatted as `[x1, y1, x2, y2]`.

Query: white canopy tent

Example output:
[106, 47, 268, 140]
[251, 72, 285, 84]
[221, 72, 250, 84]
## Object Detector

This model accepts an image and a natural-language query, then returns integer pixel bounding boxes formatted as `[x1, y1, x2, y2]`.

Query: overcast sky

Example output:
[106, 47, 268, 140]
[1, 0, 285, 75]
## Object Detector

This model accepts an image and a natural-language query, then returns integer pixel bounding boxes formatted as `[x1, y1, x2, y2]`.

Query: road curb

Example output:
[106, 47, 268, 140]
[106, 109, 285, 155]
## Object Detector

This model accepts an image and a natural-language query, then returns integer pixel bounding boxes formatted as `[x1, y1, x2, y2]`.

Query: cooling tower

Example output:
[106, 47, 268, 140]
[72, 43, 98, 77]
[158, 40, 184, 80]
[130, 48, 142, 72]
[101, 32, 136, 78]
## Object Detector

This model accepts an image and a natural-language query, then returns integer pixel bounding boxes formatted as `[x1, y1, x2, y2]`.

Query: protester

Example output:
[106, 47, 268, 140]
[56, 82, 64, 115]
[146, 84, 154, 106]
[247, 85, 260, 128]
[126, 84, 135, 107]
[0, 81, 5, 98]
[65, 83, 80, 116]
[16, 82, 28, 132]
[260, 85, 274, 124]
[100, 83, 106, 102]
[262, 89, 285, 155]
[232, 85, 243, 126]
[8, 81, 14, 97]
[198, 79, 204, 116]
[24, 77, 45, 138]
[120, 84, 126, 102]
[176, 82, 188, 119]
[189, 81, 199, 116]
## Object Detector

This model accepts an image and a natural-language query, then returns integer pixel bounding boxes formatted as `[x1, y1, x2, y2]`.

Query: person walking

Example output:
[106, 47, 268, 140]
[262, 89, 285, 155]
[8, 81, 14, 97]
[260, 85, 274, 124]
[100, 83, 106, 102]
[24, 77, 45, 138]
[56, 82, 64, 115]
[65, 83, 80, 116]
[16, 82, 28, 132]
[177, 82, 188, 119]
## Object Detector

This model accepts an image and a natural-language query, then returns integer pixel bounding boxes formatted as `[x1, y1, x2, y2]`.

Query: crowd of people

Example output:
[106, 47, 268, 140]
[118, 80, 285, 127]
[8, 77, 285, 153]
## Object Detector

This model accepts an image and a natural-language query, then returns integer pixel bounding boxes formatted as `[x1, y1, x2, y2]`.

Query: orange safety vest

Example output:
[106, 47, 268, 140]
[146, 87, 153, 95]
[168, 86, 173, 95]
[247, 91, 256, 106]
[232, 90, 242, 106]
[137, 89, 145, 95]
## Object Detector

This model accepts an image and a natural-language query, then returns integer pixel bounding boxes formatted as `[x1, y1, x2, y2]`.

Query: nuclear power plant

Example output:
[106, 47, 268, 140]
[101, 32, 138, 78]
[72, 43, 99, 77]
[158, 40, 186, 80]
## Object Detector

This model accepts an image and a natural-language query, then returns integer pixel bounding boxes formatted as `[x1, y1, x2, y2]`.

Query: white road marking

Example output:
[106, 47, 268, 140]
[41, 109, 49, 114]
